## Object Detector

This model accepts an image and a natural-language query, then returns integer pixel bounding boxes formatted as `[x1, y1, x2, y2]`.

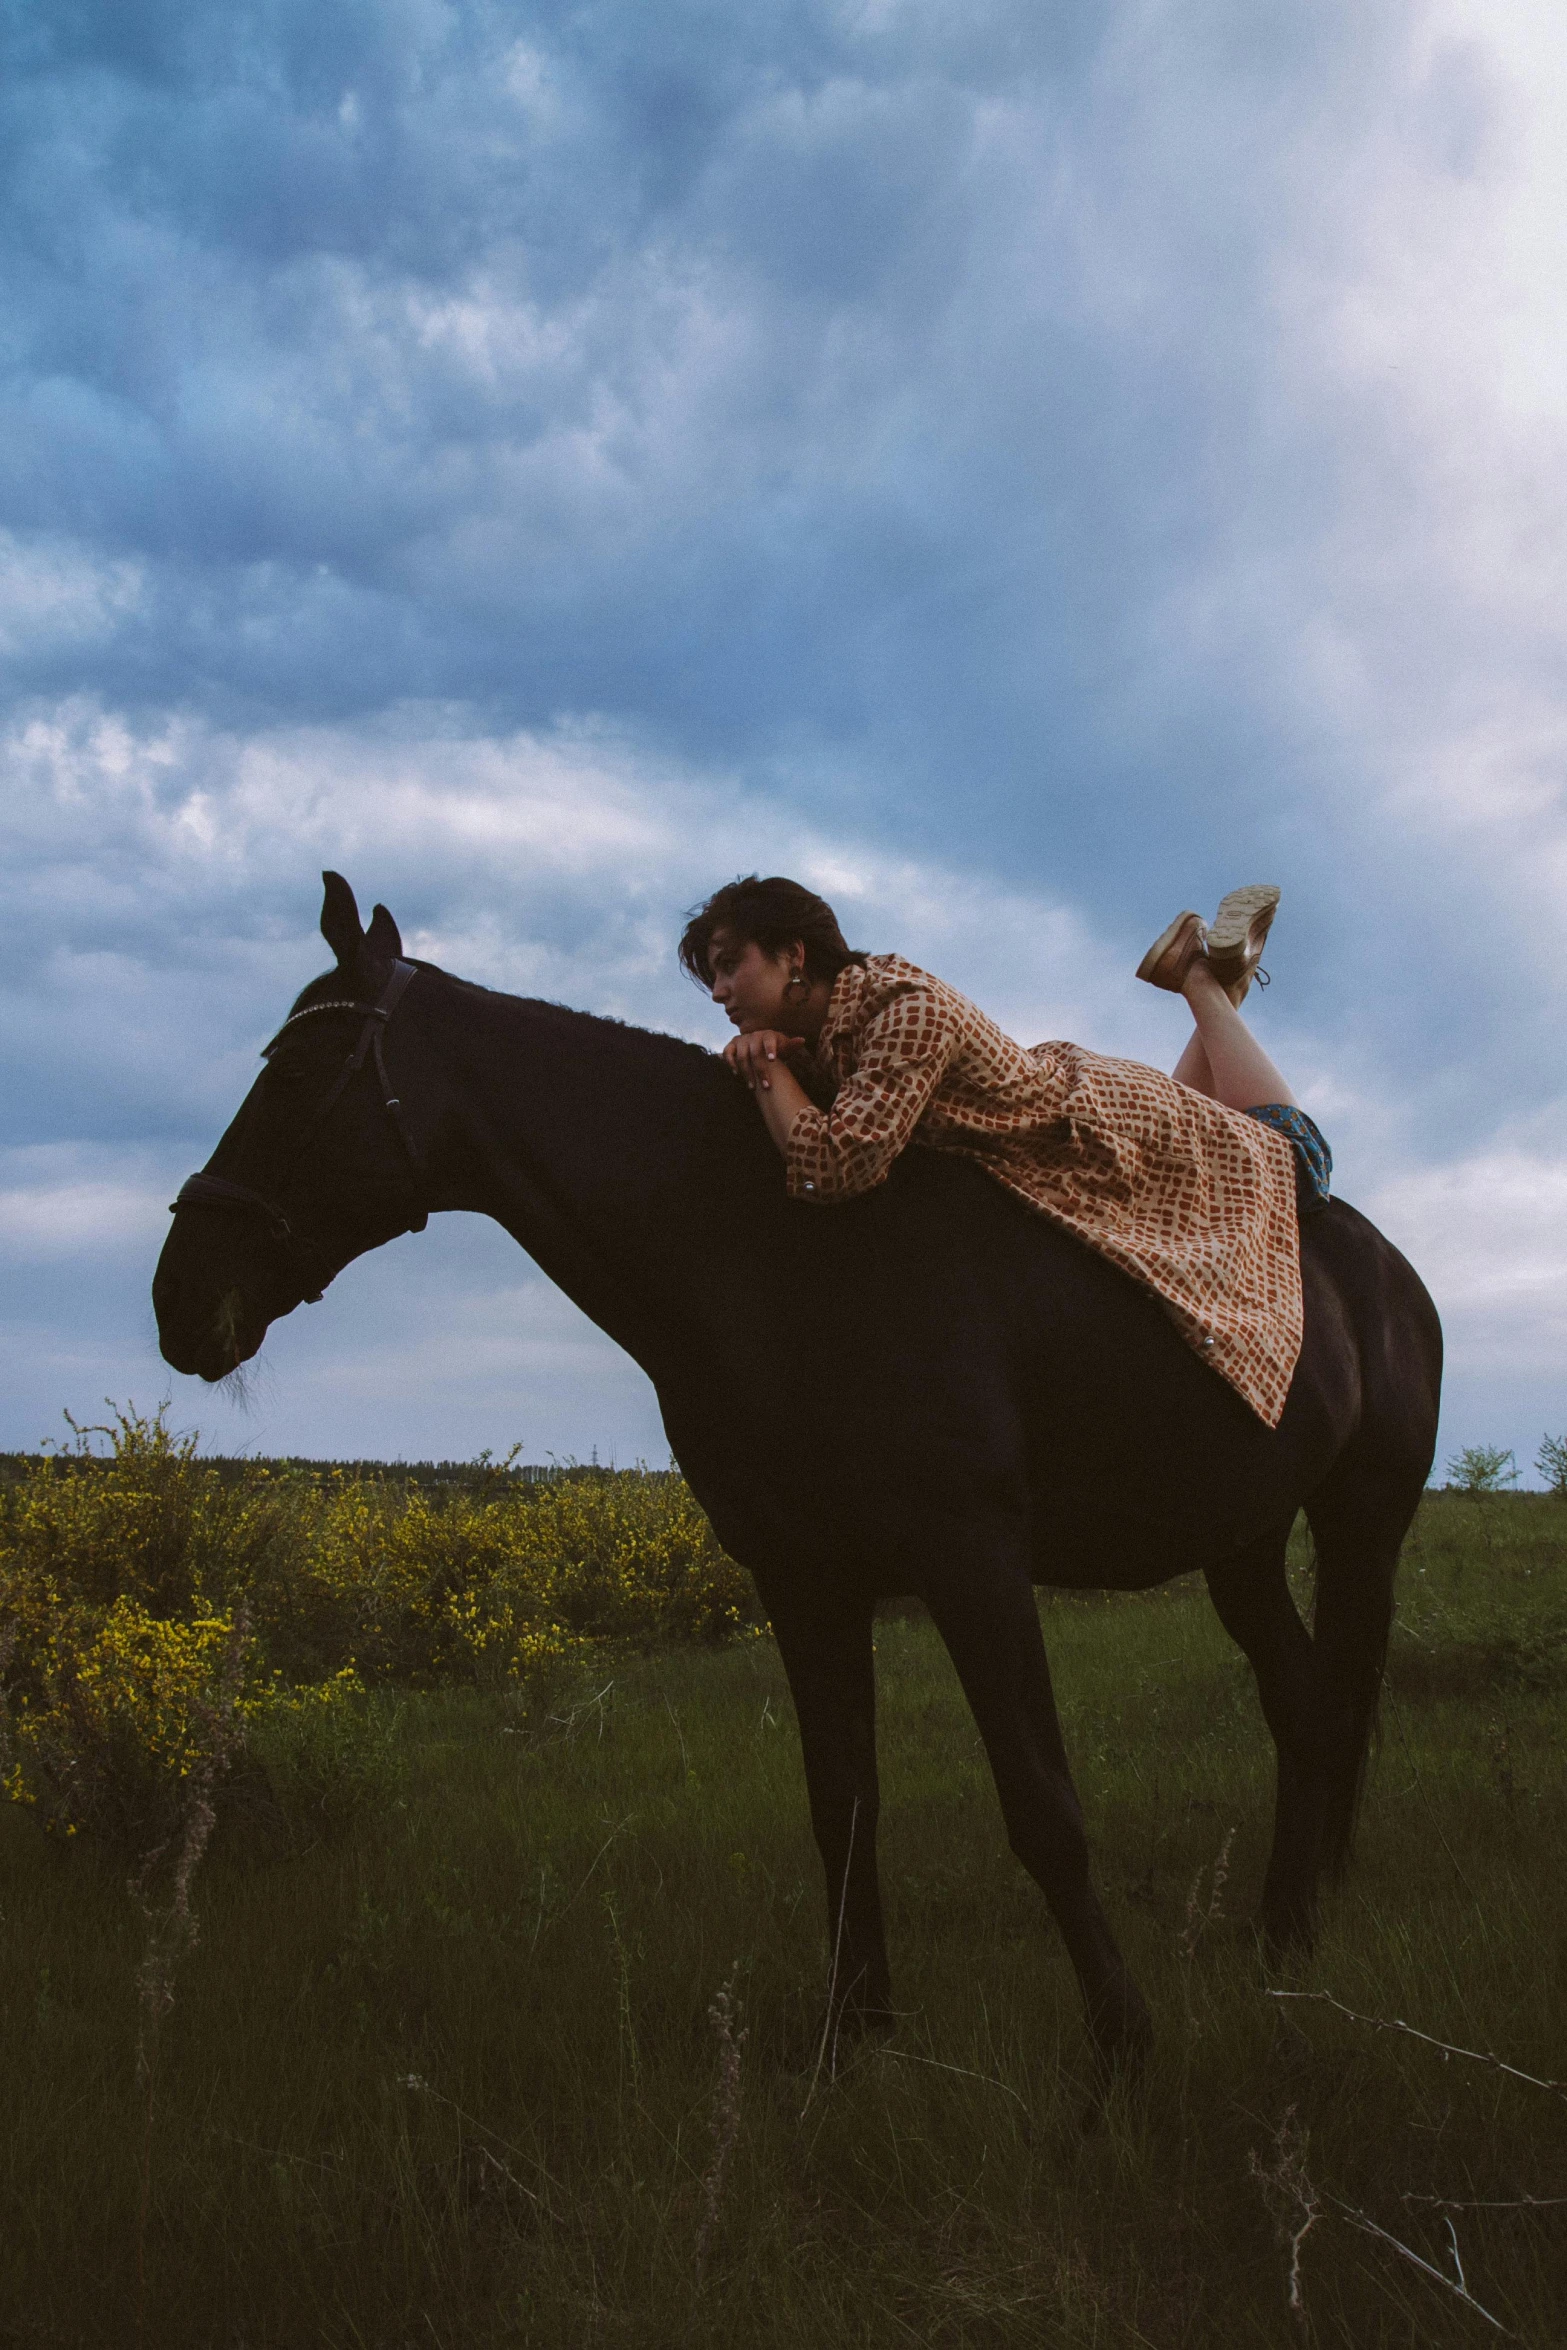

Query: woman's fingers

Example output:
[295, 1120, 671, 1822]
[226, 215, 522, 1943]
[725, 1028, 805, 1087]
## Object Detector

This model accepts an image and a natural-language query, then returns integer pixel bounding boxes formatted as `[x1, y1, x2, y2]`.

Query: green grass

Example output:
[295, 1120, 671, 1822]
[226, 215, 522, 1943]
[3, 1496, 1566, 2347]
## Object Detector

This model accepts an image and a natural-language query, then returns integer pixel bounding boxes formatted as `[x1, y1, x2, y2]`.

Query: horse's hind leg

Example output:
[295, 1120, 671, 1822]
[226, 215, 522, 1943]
[921, 1537, 1152, 2079]
[1204, 1525, 1323, 1948]
[1303, 1456, 1418, 1887]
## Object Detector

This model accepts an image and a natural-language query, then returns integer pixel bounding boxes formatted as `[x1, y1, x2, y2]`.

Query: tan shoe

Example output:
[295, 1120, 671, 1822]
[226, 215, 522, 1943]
[1136, 910, 1207, 993]
[1206, 884, 1279, 1005]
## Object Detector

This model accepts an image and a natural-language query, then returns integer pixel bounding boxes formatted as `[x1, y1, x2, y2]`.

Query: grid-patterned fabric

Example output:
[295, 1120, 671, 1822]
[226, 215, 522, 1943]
[785, 955, 1303, 1427]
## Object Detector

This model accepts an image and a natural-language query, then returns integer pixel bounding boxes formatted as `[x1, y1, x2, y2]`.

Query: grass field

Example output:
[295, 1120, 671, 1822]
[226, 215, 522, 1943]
[3, 1492, 1565, 2347]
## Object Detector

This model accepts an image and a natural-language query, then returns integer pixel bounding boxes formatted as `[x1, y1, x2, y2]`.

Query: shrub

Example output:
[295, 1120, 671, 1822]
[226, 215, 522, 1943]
[0, 1593, 251, 1844]
[1536, 1434, 1567, 1498]
[0, 1409, 758, 1845]
[2, 1406, 297, 1618]
[0, 1409, 278, 1841]
[1445, 1444, 1518, 1495]
[489, 1474, 755, 1650]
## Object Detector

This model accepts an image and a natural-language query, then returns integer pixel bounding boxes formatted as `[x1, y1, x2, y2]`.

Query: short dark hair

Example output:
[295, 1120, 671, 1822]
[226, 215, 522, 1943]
[679, 874, 866, 989]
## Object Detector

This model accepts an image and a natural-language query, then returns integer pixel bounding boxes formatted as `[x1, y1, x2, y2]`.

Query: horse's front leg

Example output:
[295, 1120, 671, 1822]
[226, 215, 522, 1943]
[922, 1529, 1153, 2084]
[754, 1569, 892, 2037]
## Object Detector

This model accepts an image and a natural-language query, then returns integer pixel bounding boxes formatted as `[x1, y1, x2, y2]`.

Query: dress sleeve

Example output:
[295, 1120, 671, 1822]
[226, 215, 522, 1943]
[785, 982, 958, 1202]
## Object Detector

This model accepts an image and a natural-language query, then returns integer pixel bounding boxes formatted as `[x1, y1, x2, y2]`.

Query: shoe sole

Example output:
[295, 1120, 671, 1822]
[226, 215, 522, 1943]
[1207, 884, 1280, 958]
[1208, 886, 1280, 1005]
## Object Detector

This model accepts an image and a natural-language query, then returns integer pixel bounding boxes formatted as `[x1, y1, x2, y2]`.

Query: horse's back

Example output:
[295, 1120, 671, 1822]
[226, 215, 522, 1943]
[665, 1149, 1440, 1590]
[1004, 1185, 1439, 1576]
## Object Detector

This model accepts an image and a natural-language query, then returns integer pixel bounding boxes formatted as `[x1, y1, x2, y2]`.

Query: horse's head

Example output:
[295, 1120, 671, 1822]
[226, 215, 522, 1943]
[154, 873, 433, 1381]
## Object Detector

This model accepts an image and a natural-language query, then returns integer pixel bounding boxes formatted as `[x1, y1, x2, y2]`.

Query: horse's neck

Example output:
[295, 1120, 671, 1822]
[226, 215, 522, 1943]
[425, 981, 751, 1363]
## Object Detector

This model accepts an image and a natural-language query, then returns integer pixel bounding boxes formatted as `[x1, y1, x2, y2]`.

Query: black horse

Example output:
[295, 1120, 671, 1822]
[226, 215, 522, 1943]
[153, 875, 1442, 2073]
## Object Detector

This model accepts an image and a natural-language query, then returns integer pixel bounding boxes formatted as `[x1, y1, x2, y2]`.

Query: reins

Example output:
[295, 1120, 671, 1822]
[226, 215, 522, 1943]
[168, 958, 428, 1303]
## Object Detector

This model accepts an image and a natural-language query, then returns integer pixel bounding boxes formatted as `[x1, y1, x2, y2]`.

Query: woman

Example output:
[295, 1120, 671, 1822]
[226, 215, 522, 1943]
[679, 876, 1332, 1429]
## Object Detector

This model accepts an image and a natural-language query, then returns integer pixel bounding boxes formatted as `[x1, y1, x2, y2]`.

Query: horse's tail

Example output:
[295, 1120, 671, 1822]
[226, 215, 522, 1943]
[1304, 1448, 1430, 1878]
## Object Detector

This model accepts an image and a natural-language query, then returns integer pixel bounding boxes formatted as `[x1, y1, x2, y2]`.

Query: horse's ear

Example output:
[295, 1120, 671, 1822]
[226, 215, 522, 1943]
[366, 903, 404, 961]
[320, 871, 365, 972]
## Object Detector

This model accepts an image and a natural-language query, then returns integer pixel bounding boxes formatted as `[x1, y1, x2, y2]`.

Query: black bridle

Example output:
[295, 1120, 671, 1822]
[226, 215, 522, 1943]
[168, 959, 428, 1304]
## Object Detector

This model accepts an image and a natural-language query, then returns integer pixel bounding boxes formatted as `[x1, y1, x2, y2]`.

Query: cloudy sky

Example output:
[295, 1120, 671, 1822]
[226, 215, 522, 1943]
[3, 0, 1564, 1477]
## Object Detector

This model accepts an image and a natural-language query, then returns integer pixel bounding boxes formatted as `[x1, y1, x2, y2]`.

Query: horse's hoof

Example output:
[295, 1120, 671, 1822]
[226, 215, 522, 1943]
[1079, 2004, 1153, 2131]
[827, 2001, 896, 2054]
[1088, 1978, 1153, 2063]
[799, 1988, 897, 2080]
[1256, 1905, 1318, 1964]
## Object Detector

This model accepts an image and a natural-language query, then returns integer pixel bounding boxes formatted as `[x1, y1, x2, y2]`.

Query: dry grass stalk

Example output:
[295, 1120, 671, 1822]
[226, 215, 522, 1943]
[0, 1623, 18, 1794]
[694, 1962, 747, 2285]
[873, 2046, 1033, 2138]
[1178, 1825, 1235, 1961]
[1330, 2201, 1512, 2335]
[1403, 2191, 1567, 2213]
[1267, 1988, 1567, 2103]
[1248, 2104, 1321, 2331]
[1249, 2101, 1518, 2337]
[130, 1602, 251, 2348]
[398, 2074, 568, 2224]
[801, 1794, 859, 2112]
[603, 1887, 643, 2099]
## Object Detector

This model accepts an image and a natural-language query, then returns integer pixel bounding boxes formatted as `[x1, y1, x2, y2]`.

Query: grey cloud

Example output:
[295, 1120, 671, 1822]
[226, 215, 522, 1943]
[0, 0, 1383, 816]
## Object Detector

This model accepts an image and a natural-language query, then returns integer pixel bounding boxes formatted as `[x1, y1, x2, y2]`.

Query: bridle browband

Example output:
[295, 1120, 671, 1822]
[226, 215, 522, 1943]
[168, 959, 428, 1303]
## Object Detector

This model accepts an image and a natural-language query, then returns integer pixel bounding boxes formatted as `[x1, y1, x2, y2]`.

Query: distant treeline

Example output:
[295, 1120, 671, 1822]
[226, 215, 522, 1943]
[0, 1451, 667, 1494]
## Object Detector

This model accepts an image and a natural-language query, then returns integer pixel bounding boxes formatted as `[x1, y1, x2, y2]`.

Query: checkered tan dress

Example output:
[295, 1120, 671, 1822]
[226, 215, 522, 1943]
[785, 955, 1303, 1427]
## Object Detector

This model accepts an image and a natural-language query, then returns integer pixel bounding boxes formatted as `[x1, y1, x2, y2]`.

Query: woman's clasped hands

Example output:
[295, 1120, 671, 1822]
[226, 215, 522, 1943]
[722, 1029, 810, 1092]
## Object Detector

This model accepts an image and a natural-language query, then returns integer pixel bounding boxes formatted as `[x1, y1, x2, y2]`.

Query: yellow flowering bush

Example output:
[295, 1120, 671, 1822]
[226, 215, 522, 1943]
[1, 1592, 249, 1841]
[324, 1480, 567, 1684]
[3, 1406, 292, 1617]
[511, 1475, 755, 1647]
[0, 1409, 759, 1843]
[260, 1467, 755, 1687]
[244, 1475, 421, 1683]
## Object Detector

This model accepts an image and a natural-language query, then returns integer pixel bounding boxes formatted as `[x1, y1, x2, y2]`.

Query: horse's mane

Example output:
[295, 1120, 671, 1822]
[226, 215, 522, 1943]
[288, 959, 720, 1076]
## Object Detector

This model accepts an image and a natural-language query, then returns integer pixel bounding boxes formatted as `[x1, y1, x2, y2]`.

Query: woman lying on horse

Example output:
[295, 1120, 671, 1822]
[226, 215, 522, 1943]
[680, 877, 1331, 1429]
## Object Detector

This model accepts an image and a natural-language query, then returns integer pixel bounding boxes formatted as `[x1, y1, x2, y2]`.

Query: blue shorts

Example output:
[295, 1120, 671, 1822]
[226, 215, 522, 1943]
[1246, 1103, 1333, 1215]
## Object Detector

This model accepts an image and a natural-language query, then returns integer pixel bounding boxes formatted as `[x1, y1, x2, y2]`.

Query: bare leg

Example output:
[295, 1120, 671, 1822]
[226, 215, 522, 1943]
[1178, 962, 1296, 1111]
[1171, 1030, 1215, 1097]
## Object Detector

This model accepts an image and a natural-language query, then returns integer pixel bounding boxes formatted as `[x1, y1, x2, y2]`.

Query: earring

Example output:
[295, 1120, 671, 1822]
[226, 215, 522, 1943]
[785, 970, 808, 1000]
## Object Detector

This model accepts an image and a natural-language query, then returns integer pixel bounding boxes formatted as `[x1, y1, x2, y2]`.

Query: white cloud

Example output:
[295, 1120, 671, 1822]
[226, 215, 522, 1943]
[2, 688, 1562, 1468]
[1, 696, 1162, 1059]
[0, 532, 144, 659]
[1239, 3, 1567, 928]
[1368, 1144, 1567, 1375]
[0, 1144, 178, 1261]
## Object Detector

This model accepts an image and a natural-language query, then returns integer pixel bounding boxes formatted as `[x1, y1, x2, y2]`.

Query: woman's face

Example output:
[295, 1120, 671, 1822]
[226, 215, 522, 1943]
[707, 927, 801, 1033]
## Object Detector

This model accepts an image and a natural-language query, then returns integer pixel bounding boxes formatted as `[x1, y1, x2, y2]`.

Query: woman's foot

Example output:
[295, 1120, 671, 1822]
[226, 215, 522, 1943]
[1136, 910, 1207, 993]
[1205, 884, 1279, 1006]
